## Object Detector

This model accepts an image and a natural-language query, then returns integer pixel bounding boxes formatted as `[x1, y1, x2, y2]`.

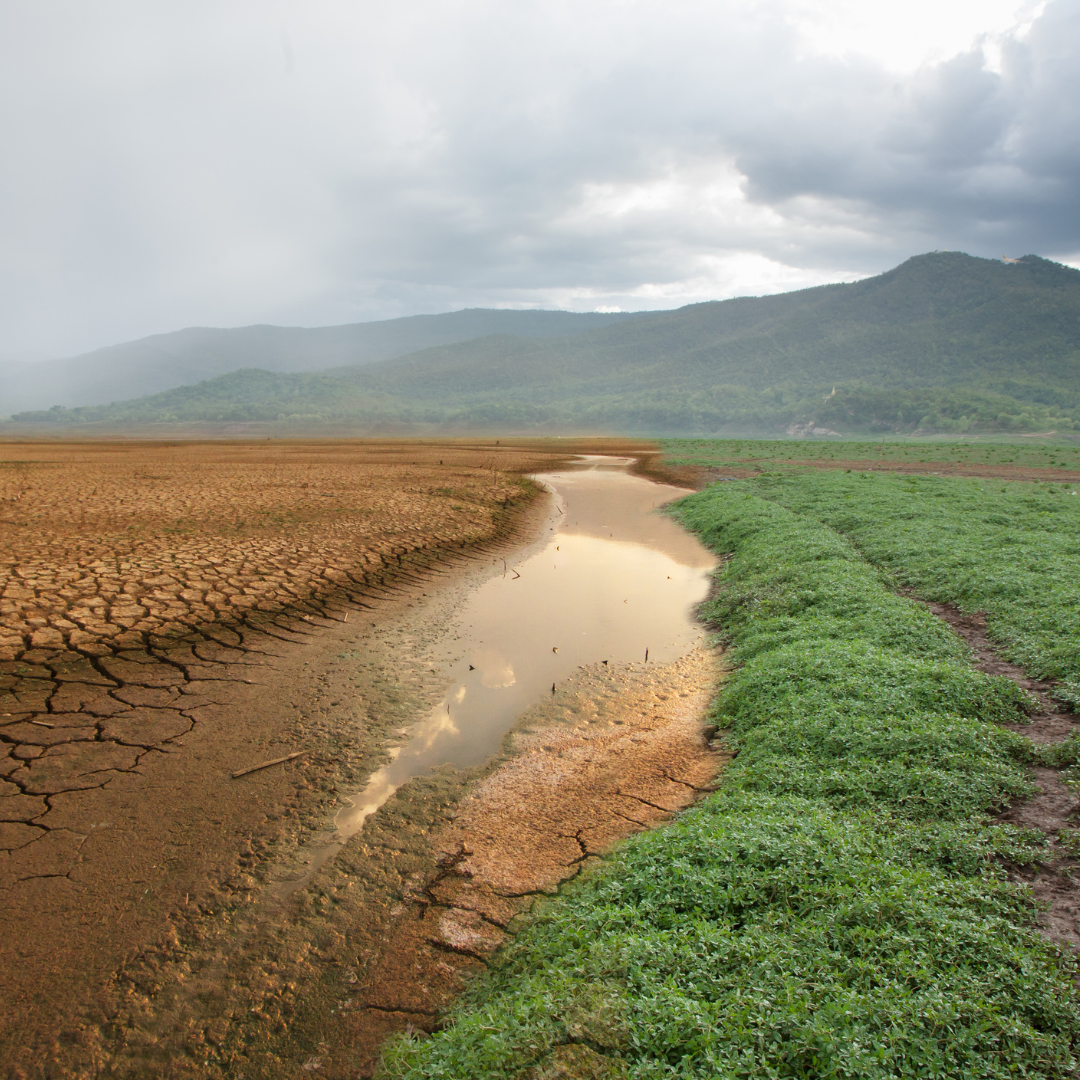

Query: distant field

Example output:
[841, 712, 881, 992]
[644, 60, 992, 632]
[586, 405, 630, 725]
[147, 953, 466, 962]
[382, 446, 1080, 1080]
[744, 469, 1080, 704]
[662, 436, 1080, 475]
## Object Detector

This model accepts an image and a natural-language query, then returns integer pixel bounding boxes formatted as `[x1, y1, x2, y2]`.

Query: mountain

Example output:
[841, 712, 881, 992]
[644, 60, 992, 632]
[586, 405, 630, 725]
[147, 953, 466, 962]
[11, 252, 1080, 436]
[0, 308, 645, 414]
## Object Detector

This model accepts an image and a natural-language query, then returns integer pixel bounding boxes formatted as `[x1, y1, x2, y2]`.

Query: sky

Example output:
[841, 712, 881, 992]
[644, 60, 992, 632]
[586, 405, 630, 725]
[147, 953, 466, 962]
[0, 0, 1077, 359]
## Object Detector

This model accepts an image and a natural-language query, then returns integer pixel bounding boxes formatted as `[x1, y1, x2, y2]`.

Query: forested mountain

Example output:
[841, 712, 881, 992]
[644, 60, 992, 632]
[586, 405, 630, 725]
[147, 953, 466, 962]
[0, 308, 644, 414]
[12, 252, 1080, 436]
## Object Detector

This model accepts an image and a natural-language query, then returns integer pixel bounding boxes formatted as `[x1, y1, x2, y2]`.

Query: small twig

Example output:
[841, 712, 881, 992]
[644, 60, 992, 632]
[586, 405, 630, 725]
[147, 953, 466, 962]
[30, 720, 55, 728]
[232, 750, 306, 779]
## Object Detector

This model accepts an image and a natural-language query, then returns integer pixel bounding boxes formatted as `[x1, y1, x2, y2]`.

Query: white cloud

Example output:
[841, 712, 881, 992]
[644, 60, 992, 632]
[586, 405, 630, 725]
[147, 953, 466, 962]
[779, 0, 1042, 71]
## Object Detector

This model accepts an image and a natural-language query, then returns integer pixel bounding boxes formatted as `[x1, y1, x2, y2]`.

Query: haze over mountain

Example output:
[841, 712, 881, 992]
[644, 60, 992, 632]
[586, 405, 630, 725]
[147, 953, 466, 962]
[12, 252, 1080, 437]
[0, 309, 643, 415]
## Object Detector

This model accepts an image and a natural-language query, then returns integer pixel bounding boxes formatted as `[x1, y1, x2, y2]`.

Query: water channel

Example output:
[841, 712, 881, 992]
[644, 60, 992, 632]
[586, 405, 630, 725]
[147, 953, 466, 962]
[332, 456, 716, 842]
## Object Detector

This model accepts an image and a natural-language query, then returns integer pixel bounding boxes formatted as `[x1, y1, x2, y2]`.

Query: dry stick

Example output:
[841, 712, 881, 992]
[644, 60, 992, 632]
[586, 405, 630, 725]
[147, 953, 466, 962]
[231, 750, 307, 779]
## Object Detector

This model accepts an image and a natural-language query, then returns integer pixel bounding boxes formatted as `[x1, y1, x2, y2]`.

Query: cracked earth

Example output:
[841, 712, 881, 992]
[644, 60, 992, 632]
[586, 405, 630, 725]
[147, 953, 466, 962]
[1, 446, 536, 883]
[0, 437, 720, 1079]
[0, 439, 549, 1072]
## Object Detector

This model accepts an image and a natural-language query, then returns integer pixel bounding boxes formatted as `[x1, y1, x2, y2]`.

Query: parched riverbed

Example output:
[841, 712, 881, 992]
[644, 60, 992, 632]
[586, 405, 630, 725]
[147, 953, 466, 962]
[1, 448, 725, 1079]
[285, 457, 717, 887]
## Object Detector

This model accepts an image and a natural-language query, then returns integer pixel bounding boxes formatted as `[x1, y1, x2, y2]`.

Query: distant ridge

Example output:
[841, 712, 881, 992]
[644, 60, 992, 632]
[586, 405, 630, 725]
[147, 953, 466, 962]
[0, 308, 646, 414]
[11, 253, 1080, 437]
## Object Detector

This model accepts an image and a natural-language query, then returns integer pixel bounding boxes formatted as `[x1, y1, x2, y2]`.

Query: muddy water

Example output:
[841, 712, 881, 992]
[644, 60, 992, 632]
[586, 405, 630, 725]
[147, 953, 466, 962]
[334, 457, 715, 840]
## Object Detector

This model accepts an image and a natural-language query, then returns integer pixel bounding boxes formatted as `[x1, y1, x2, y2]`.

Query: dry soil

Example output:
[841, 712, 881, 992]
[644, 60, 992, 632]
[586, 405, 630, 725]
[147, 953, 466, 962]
[0, 437, 711, 1079]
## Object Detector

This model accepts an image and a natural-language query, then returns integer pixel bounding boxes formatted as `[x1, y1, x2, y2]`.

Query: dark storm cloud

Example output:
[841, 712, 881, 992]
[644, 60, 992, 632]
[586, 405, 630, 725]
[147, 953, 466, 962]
[731, 3, 1080, 253]
[0, 0, 1075, 358]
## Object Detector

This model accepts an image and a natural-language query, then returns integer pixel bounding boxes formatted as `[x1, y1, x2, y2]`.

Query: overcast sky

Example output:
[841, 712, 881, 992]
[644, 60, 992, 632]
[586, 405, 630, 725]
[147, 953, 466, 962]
[0, 0, 1076, 358]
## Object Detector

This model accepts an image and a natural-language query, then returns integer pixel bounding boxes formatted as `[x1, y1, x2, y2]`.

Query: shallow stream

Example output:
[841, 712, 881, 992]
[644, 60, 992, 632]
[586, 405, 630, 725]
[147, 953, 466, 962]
[333, 457, 716, 841]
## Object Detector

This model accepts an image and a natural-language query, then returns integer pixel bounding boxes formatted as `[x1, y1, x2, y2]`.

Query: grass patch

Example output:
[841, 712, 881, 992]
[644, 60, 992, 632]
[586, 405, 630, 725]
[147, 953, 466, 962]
[660, 436, 1080, 472]
[378, 482, 1079, 1079]
[724, 468, 1080, 702]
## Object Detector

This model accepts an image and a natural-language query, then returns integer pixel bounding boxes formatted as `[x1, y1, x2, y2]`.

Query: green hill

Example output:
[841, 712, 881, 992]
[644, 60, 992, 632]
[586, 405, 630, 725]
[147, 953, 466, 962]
[13, 252, 1080, 436]
[0, 308, 644, 414]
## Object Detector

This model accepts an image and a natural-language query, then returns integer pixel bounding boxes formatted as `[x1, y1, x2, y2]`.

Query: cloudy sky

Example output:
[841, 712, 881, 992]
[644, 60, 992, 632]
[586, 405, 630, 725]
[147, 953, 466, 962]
[0, 0, 1076, 358]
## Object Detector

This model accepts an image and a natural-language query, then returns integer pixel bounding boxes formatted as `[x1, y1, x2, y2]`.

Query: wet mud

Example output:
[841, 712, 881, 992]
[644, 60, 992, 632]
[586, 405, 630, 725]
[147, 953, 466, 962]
[328, 460, 714, 847]
[922, 602, 1080, 955]
[324, 645, 723, 1077]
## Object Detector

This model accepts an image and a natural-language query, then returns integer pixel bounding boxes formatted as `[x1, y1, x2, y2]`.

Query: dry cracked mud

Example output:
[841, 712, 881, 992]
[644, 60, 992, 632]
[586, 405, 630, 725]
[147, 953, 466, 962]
[0, 437, 718, 1079]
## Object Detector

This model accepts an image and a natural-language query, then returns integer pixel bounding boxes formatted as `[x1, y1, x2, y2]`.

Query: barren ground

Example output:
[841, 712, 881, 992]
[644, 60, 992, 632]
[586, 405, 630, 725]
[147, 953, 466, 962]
[0, 436, 710, 1078]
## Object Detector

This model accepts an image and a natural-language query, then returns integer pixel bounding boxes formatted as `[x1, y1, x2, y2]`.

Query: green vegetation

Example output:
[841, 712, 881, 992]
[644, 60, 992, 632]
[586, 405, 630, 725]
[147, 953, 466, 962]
[0, 308, 642, 415]
[12, 252, 1080, 436]
[379, 479, 1080, 1079]
[662, 436, 1080, 471]
[667, 433, 1080, 710]
[731, 468, 1080, 708]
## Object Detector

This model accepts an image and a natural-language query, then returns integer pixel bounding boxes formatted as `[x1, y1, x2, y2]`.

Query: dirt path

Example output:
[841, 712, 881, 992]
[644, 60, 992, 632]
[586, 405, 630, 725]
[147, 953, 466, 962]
[922, 602, 1080, 954]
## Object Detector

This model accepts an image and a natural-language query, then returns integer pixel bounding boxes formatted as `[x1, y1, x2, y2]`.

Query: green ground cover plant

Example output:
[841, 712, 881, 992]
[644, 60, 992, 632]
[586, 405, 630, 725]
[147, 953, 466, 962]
[733, 468, 1080, 708]
[661, 436, 1080, 473]
[379, 483, 1079, 1079]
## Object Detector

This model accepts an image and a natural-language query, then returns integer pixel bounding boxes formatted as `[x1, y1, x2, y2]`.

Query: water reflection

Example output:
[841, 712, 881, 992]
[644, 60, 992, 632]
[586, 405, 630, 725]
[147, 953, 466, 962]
[334, 457, 715, 841]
